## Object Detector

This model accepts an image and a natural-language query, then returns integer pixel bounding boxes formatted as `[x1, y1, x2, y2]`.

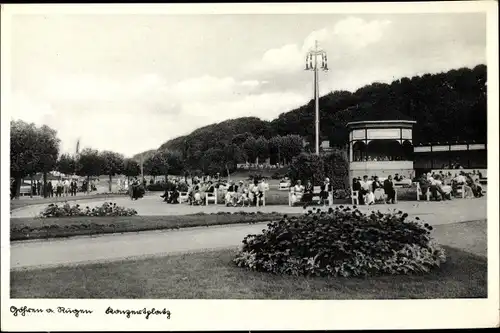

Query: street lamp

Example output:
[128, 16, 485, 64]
[305, 40, 328, 155]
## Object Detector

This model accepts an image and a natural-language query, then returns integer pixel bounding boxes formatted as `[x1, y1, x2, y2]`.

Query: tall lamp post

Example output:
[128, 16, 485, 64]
[305, 40, 328, 155]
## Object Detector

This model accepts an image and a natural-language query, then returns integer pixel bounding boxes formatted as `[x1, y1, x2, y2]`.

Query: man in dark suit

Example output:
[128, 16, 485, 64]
[384, 175, 396, 204]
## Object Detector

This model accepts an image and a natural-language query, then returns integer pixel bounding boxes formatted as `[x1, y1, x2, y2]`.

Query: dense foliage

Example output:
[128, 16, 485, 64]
[288, 150, 349, 188]
[234, 207, 446, 277]
[100, 151, 125, 192]
[10, 121, 61, 197]
[137, 65, 486, 173]
[39, 202, 138, 218]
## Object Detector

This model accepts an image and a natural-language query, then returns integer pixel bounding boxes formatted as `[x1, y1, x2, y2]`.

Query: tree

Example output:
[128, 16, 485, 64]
[254, 136, 269, 164]
[57, 154, 76, 177]
[243, 136, 258, 163]
[281, 134, 303, 164]
[323, 149, 349, 190]
[123, 158, 141, 181]
[144, 151, 168, 180]
[10, 120, 60, 198]
[288, 152, 325, 186]
[100, 151, 125, 192]
[144, 150, 184, 181]
[201, 148, 226, 175]
[76, 148, 103, 193]
[163, 150, 185, 176]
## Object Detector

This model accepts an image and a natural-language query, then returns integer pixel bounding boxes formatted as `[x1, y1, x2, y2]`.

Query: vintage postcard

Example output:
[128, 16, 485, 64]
[1, 2, 499, 331]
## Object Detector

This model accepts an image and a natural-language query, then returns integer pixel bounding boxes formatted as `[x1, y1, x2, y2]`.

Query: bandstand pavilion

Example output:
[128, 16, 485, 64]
[346, 112, 416, 180]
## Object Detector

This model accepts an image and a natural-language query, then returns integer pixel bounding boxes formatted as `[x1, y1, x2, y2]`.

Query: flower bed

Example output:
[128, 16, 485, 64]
[39, 202, 138, 218]
[234, 206, 446, 277]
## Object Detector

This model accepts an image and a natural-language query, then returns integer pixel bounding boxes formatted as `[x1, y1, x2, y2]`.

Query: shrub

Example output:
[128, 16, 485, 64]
[39, 202, 138, 218]
[146, 181, 189, 192]
[234, 206, 446, 277]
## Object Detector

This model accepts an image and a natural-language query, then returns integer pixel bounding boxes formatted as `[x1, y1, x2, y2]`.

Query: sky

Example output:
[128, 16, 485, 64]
[8, 11, 486, 157]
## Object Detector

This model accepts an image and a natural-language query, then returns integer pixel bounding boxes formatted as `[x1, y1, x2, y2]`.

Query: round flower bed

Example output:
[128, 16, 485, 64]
[234, 206, 446, 277]
[39, 202, 138, 218]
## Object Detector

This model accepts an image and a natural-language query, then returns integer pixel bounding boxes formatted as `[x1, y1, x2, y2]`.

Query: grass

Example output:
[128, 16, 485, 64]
[10, 246, 487, 299]
[10, 212, 296, 241]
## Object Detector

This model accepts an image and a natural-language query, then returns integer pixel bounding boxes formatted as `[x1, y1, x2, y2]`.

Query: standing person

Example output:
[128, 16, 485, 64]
[64, 178, 70, 196]
[36, 180, 42, 196]
[56, 179, 63, 197]
[383, 175, 396, 204]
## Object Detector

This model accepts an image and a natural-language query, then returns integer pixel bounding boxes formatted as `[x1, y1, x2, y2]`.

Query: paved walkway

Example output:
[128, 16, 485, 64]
[10, 196, 487, 270]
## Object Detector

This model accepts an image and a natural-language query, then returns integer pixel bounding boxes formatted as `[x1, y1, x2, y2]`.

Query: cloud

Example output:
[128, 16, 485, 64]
[332, 17, 391, 49]
[249, 17, 392, 75]
[12, 72, 310, 156]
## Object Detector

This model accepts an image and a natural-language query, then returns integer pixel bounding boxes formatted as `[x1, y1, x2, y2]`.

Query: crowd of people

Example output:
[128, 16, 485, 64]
[157, 177, 270, 207]
[352, 155, 407, 162]
[289, 178, 334, 206]
[417, 170, 484, 201]
[10, 177, 97, 199]
[352, 175, 397, 205]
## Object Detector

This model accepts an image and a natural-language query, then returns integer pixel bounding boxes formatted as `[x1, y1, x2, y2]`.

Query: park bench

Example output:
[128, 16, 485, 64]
[351, 186, 398, 205]
[205, 189, 218, 205]
[288, 186, 332, 207]
[279, 181, 291, 191]
[178, 191, 189, 204]
[220, 188, 267, 207]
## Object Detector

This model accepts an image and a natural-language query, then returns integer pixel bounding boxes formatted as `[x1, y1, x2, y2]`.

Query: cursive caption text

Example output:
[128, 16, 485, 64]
[11, 306, 92, 318]
[105, 306, 171, 319]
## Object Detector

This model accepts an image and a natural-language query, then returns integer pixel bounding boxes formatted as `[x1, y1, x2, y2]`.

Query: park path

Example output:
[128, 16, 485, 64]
[10, 197, 487, 270]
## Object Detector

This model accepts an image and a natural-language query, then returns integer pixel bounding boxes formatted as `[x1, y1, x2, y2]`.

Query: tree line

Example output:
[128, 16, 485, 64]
[10, 120, 142, 198]
[153, 64, 486, 165]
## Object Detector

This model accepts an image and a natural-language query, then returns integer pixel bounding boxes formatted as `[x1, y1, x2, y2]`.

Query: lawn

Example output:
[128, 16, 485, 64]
[10, 246, 487, 299]
[10, 212, 295, 241]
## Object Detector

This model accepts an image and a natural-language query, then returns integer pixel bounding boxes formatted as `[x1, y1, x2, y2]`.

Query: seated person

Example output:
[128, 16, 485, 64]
[419, 173, 431, 198]
[249, 180, 259, 206]
[291, 180, 305, 205]
[160, 188, 169, 202]
[319, 178, 331, 205]
[372, 176, 385, 203]
[168, 182, 180, 204]
[302, 180, 314, 203]
[257, 179, 267, 205]
[364, 187, 375, 205]
[430, 175, 451, 201]
[225, 181, 238, 206]
[359, 175, 371, 204]
[352, 177, 364, 205]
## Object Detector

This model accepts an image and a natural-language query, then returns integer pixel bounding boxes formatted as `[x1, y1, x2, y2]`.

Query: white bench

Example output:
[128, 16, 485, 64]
[289, 186, 332, 207]
[205, 189, 218, 205]
[352, 187, 398, 204]
[279, 182, 291, 191]
[179, 191, 189, 204]
[351, 189, 359, 205]
[454, 184, 466, 199]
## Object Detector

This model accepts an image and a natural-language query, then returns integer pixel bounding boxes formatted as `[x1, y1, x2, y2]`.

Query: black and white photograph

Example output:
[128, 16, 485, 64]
[1, 2, 498, 331]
